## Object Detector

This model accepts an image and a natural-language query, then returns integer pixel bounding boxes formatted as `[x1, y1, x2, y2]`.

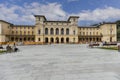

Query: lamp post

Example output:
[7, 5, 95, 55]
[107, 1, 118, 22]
[43, 24, 45, 44]
[110, 25, 113, 42]
[73, 30, 75, 44]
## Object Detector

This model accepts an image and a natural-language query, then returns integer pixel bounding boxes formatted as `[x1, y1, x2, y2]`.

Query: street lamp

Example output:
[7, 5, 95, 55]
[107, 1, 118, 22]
[110, 25, 113, 42]
[73, 30, 75, 43]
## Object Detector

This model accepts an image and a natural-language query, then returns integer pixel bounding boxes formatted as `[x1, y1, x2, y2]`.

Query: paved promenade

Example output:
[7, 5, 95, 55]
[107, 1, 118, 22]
[0, 44, 120, 80]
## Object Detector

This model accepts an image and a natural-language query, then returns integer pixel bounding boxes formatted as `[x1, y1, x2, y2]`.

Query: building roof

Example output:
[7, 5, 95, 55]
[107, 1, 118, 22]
[13, 25, 35, 27]
[44, 21, 70, 23]
[97, 22, 116, 26]
[0, 20, 13, 24]
[103, 22, 116, 24]
[68, 16, 79, 21]
[79, 22, 116, 28]
[78, 26, 99, 28]
[69, 16, 80, 18]
[34, 15, 47, 20]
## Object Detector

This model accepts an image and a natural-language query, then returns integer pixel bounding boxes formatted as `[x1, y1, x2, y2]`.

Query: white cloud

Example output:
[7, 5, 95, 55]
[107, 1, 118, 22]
[0, 2, 120, 25]
[73, 7, 120, 22]
[67, 0, 79, 2]
[0, 2, 67, 24]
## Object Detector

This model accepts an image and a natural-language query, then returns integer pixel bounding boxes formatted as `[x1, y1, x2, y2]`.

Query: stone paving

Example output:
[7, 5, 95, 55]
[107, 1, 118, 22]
[0, 44, 120, 80]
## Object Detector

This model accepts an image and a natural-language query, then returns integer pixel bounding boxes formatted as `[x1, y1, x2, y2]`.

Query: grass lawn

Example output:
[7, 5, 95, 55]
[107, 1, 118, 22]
[100, 46, 118, 50]
[0, 50, 7, 54]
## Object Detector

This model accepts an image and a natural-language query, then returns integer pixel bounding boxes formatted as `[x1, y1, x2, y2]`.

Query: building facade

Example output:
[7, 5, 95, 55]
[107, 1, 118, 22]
[0, 15, 117, 44]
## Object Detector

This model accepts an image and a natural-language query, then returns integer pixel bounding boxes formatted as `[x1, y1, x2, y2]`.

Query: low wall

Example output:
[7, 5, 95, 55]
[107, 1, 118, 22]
[0, 41, 81, 45]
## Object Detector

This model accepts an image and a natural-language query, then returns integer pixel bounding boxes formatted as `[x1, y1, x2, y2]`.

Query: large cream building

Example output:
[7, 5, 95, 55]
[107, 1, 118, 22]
[0, 15, 117, 44]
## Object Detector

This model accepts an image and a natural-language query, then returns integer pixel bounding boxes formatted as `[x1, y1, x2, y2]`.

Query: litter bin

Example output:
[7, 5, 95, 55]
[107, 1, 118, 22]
[118, 45, 120, 52]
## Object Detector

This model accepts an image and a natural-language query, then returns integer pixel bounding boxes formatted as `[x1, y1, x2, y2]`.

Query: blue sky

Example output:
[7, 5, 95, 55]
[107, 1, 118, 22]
[0, 0, 120, 26]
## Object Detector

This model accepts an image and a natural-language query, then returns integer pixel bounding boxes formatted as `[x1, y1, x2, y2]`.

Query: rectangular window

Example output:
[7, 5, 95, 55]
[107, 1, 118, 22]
[32, 31, 34, 35]
[28, 31, 30, 35]
[16, 31, 18, 34]
[80, 32, 81, 35]
[83, 32, 85, 35]
[38, 30, 40, 34]
[20, 31, 22, 35]
[90, 32, 91, 35]
[96, 32, 98, 35]
[24, 31, 26, 35]
[86, 32, 88, 35]
[38, 38, 40, 41]
[12, 31, 14, 34]
[73, 30, 75, 35]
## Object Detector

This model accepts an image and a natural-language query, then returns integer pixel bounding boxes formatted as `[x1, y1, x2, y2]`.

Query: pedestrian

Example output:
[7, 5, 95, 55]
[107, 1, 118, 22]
[6, 45, 12, 53]
[12, 43, 19, 52]
[118, 43, 120, 52]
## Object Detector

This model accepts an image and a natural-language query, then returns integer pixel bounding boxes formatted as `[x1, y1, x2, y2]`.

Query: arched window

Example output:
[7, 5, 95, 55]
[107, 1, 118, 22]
[97, 38, 99, 41]
[24, 37, 26, 41]
[90, 38, 92, 41]
[51, 38, 54, 43]
[61, 28, 64, 35]
[66, 37, 69, 43]
[11, 37, 14, 41]
[32, 38, 34, 41]
[45, 37, 49, 43]
[28, 37, 30, 41]
[38, 38, 40, 41]
[73, 30, 75, 35]
[50, 28, 54, 35]
[38, 30, 40, 34]
[56, 37, 59, 43]
[20, 38, 22, 42]
[45, 28, 48, 35]
[66, 28, 69, 35]
[61, 38, 64, 43]
[15, 38, 18, 41]
[56, 28, 59, 35]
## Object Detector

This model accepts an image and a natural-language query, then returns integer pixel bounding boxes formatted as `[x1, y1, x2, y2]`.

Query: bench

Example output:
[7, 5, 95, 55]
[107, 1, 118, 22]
[89, 43, 100, 48]
[103, 43, 117, 46]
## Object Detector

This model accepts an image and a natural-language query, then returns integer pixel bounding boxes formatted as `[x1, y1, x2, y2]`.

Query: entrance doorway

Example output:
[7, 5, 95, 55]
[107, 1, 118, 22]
[66, 38, 69, 43]
[56, 37, 59, 43]
[61, 38, 64, 43]
[51, 38, 54, 43]
[110, 37, 112, 42]
[45, 37, 48, 43]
